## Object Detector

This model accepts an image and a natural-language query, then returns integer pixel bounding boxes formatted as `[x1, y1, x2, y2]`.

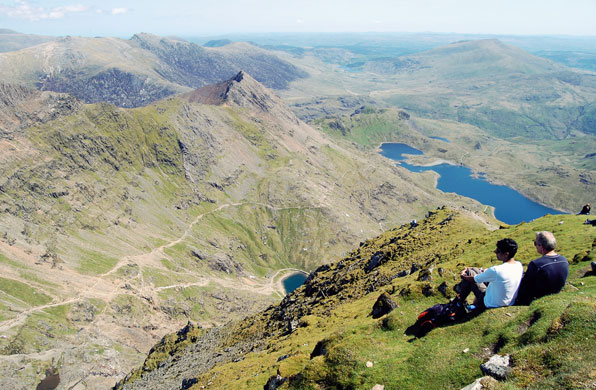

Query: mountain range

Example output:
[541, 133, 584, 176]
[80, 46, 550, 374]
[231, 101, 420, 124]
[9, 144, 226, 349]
[0, 32, 306, 108]
[0, 71, 485, 389]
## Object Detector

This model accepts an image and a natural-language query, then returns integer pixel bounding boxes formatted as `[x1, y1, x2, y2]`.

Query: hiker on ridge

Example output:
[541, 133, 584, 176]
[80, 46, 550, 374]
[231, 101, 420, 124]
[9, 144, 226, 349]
[579, 203, 591, 215]
[456, 238, 523, 311]
[515, 231, 569, 305]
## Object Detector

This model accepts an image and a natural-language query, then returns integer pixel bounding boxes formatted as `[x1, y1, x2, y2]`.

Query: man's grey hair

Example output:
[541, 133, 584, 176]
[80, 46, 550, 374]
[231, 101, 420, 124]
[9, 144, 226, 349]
[536, 231, 556, 251]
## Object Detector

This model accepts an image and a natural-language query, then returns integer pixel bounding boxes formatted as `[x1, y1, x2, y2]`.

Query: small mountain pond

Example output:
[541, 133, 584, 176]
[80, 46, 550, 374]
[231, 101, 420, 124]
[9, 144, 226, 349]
[379, 142, 563, 225]
[283, 273, 308, 294]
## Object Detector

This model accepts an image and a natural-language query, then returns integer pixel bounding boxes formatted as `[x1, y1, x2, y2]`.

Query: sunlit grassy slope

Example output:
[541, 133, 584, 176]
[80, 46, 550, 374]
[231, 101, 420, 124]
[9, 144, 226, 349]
[116, 207, 596, 390]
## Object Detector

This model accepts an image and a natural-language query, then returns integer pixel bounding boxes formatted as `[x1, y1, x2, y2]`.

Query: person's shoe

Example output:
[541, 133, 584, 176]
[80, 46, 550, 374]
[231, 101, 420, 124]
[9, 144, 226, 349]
[466, 304, 477, 312]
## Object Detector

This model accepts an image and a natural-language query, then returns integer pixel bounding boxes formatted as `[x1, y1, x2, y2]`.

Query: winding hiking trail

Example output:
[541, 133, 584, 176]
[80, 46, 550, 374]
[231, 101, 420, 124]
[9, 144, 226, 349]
[0, 202, 312, 334]
[0, 200, 316, 390]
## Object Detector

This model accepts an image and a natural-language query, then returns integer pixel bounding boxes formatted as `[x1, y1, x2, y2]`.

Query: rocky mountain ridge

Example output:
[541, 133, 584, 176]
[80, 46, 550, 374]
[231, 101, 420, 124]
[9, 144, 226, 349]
[0, 33, 307, 108]
[0, 82, 80, 138]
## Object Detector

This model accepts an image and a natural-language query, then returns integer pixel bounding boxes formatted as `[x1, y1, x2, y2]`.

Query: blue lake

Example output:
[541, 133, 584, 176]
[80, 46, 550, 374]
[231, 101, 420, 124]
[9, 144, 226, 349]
[283, 273, 308, 294]
[379, 143, 423, 161]
[379, 143, 563, 225]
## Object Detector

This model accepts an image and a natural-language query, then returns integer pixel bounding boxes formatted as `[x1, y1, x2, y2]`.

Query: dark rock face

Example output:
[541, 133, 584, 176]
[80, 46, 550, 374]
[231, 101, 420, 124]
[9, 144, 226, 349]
[365, 252, 385, 273]
[131, 33, 307, 91]
[180, 378, 197, 390]
[310, 339, 331, 359]
[208, 253, 243, 275]
[417, 267, 433, 281]
[422, 284, 434, 297]
[37, 68, 177, 108]
[371, 292, 398, 319]
[438, 281, 449, 297]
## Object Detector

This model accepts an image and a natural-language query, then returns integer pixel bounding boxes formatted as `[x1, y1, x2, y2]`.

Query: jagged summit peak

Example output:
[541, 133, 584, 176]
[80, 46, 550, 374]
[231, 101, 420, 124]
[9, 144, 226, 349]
[232, 70, 246, 82]
[184, 71, 297, 121]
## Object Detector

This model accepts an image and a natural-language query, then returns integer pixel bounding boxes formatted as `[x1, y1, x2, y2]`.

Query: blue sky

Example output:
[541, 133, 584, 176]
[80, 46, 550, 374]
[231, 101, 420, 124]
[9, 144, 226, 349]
[1, 0, 595, 38]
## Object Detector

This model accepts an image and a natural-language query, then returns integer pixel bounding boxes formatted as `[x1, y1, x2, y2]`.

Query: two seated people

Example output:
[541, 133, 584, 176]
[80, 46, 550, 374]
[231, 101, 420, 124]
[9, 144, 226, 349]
[457, 231, 569, 311]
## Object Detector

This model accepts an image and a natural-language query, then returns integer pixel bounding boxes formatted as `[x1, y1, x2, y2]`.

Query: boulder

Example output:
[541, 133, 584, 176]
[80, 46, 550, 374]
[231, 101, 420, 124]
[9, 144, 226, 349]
[438, 281, 449, 297]
[371, 293, 398, 319]
[480, 354, 511, 380]
[310, 339, 331, 359]
[181, 377, 198, 389]
[365, 252, 385, 273]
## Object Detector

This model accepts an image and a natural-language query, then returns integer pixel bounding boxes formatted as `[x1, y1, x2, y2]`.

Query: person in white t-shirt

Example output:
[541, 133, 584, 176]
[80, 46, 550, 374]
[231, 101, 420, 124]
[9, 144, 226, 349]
[456, 238, 523, 311]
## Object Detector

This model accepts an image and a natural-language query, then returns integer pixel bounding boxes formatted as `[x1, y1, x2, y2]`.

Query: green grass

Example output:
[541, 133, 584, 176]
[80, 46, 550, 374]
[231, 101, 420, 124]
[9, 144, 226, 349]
[142, 266, 196, 288]
[315, 108, 411, 148]
[227, 109, 280, 162]
[0, 252, 26, 269]
[0, 303, 77, 355]
[0, 277, 52, 307]
[76, 249, 119, 275]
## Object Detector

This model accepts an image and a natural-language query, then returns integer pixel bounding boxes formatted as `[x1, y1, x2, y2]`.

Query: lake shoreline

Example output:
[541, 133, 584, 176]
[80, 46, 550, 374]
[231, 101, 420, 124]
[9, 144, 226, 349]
[378, 142, 565, 224]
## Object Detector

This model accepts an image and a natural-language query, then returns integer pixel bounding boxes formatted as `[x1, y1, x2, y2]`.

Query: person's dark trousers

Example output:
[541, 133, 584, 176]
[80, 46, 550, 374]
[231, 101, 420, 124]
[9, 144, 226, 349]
[455, 267, 487, 310]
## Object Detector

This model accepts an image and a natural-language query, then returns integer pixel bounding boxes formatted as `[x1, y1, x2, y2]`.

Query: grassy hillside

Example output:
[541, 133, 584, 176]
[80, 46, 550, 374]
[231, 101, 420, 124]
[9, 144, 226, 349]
[116, 207, 596, 390]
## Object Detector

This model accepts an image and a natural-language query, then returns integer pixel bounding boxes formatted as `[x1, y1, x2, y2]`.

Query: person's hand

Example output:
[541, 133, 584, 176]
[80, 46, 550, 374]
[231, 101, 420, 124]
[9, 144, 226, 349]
[460, 267, 469, 278]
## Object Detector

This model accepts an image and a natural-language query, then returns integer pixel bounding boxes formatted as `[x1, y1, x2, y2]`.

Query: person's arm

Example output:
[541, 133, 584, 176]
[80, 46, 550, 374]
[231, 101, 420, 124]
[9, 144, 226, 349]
[474, 266, 496, 284]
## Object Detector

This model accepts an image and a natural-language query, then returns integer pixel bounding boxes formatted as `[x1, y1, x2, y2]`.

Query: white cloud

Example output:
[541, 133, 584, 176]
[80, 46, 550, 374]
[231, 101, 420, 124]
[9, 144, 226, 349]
[111, 7, 129, 15]
[0, 1, 88, 21]
[296, 18, 304, 24]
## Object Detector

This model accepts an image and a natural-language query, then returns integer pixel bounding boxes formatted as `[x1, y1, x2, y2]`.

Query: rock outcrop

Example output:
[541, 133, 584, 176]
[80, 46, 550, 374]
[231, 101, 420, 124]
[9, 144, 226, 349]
[0, 82, 79, 137]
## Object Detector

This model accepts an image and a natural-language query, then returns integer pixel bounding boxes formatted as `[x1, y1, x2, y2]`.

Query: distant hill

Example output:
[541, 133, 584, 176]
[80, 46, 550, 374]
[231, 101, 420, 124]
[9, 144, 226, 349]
[0, 29, 56, 52]
[363, 39, 596, 140]
[203, 39, 233, 47]
[0, 33, 307, 108]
